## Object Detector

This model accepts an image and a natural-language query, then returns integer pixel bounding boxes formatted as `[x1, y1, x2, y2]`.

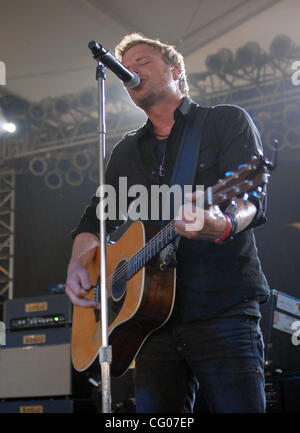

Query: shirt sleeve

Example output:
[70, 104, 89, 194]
[214, 105, 267, 229]
[71, 142, 124, 239]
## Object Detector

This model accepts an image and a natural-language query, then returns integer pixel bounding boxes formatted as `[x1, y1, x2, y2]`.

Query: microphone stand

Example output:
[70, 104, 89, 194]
[91, 56, 112, 413]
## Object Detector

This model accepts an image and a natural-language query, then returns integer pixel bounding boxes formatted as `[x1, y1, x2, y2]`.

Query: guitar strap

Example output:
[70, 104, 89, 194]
[158, 103, 211, 269]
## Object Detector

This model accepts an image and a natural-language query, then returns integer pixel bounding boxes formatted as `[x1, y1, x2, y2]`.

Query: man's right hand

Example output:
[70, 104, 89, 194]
[65, 261, 98, 308]
[65, 232, 100, 308]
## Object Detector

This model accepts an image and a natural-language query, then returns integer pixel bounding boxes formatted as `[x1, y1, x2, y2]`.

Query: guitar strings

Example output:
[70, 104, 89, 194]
[108, 219, 174, 284]
[96, 185, 215, 290]
[99, 189, 205, 288]
[98, 219, 175, 290]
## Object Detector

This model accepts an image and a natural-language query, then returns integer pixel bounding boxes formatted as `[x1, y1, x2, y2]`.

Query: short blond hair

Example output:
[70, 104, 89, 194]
[115, 33, 189, 96]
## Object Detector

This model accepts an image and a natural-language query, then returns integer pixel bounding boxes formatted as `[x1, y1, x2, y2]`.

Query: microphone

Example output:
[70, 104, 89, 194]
[88, 40, 140, 89]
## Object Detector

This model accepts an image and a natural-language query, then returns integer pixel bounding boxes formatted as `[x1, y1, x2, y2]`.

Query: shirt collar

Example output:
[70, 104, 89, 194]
[144, 96, 195, 135]
[175, 96, 195, 119]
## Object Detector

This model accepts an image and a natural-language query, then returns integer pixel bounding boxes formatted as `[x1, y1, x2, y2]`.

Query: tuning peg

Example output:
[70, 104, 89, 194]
[218, 193, 228, 200]
[227, 200, 238, 211]
[250, 188, 264, 198]
[245, 179, 254, 186]
[232, 186, 241, 193]
[253, 186, 265, 198]
[225, 171, 239, 179]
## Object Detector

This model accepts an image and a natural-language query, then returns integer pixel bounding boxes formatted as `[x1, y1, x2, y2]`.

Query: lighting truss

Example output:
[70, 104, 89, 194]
[0, 169, 15, 299]
[0, 36, 299, 162]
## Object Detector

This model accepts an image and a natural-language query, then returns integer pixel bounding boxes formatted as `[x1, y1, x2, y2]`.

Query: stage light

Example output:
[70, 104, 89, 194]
[285, 130, 300, 149]
[29, 157, 48, 176]
[265, 128, 286, 151]
[72, 150, 91, 171]
[29, 103, 45, 121]
[56, 152, 72, 172]
[205, 48, 234, 74]
[270, 34, 293, 59]
[65, 169, 84, 187]
[53, 97, 71, 115]
[2, 122, 16, 133]
[236, 42, 260, 67]
[44, 170, 63, 189]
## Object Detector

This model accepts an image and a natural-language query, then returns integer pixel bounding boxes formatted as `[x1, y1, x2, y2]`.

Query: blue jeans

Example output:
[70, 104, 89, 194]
[134, 316, 266, 413]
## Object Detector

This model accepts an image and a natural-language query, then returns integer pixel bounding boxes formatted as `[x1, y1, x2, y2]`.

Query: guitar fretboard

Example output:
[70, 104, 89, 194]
[126, 220, 176, 279]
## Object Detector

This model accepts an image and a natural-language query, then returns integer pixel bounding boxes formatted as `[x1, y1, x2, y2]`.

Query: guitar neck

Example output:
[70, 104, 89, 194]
[127, 220, 176, 279]
[126, 186, 212, 279]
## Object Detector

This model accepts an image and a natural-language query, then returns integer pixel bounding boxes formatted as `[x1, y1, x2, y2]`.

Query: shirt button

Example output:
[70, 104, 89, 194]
[151, 171, 156, 176]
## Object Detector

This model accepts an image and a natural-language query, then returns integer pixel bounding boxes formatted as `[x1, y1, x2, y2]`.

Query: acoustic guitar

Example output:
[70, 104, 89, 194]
[71, 156, 270, 377]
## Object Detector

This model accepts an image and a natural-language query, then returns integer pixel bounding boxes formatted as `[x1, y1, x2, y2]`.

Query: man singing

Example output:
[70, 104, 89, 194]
[66, 33, 269, 413]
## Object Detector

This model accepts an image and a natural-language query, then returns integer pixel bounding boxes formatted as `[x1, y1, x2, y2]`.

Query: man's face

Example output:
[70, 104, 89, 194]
[122, 43, 179, 110]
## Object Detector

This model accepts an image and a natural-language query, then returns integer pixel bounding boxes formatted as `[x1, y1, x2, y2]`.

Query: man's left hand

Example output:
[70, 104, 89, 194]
[174, 190, 227, 241]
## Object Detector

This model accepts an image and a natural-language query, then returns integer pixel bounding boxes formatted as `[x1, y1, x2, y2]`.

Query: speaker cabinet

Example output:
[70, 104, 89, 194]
[0, 328, 90, 399]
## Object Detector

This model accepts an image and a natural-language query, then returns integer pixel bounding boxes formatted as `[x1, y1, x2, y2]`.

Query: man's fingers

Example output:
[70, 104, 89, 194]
[78, 269, 92, 291]
[66, 287, 97, 308]
[184, 189, 204, 203]
[65, 265, 97, 308]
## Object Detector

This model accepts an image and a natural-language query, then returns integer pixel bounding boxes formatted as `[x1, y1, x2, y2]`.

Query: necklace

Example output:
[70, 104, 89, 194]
[156, 138, 168, 177]
[154, 132, 169, 138]
[151, 129, 169, 177]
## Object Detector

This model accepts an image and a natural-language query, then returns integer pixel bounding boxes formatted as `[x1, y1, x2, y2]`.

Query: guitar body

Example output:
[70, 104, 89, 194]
[71, 220, 176, 377]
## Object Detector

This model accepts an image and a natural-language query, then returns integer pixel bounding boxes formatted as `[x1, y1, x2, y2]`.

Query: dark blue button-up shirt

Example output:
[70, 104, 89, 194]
[72, 97, 270, 321]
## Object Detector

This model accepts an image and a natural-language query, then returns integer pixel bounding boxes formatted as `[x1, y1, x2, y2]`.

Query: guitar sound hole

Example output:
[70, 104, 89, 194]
[111, 260, 127, 302]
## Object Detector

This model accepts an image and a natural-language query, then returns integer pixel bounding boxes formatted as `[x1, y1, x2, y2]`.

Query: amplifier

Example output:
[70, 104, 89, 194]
[4, 294, 72, 330]
[265, 375, 300, 413]
[0, 399, 96, 413]
[265, 377, 282, 413]
[0, 327, 91, 399]
[260, 289, 300, 375]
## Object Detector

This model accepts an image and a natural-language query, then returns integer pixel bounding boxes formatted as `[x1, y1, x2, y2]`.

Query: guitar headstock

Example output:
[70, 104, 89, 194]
[204, 156, 271, 209]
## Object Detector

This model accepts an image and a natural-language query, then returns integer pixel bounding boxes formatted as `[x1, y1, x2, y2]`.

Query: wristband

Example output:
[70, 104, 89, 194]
[224, 212, 238, 240]
[214, 214, 232, 243]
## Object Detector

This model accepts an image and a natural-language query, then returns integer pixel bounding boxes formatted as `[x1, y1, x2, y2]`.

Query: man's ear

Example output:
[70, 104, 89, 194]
[172, 64, 182, 80]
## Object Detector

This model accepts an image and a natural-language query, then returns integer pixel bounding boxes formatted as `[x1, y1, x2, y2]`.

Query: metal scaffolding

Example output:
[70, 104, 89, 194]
[0, 169, 15, 299]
